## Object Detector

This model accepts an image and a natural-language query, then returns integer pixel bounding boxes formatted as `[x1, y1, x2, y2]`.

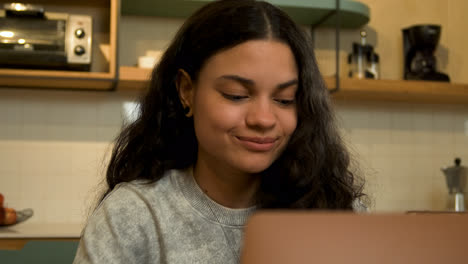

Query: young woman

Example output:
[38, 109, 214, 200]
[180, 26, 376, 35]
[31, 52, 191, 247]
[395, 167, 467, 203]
[73, 0, 365, 263]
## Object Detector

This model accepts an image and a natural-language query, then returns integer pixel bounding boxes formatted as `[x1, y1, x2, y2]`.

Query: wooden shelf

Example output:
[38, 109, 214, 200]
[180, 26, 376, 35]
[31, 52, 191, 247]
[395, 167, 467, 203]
[118, 66, 468, 104]
[0, 70, 115, 90]
[0, 0, 119, 90]
[328, 78, 468, 104]
[121, 0, 370, 28]
[118, 66, 152, 90]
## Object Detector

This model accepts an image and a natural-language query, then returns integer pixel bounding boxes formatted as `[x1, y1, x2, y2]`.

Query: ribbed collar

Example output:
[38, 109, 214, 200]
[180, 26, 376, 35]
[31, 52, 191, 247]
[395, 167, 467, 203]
[174, 167, 256, 227]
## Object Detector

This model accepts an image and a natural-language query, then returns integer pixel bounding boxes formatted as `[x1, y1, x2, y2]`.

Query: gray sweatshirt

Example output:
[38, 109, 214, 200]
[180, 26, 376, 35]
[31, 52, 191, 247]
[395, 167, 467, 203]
[73, 168, 256, 264]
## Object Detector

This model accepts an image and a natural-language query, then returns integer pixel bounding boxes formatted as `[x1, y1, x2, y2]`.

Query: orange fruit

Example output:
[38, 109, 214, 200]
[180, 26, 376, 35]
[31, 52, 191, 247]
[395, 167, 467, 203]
[4, 208, 17, 225]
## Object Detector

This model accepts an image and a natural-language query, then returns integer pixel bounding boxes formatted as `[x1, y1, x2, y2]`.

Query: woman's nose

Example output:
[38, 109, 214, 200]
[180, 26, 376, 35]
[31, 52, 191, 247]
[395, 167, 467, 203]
[245, 99, 276, 129]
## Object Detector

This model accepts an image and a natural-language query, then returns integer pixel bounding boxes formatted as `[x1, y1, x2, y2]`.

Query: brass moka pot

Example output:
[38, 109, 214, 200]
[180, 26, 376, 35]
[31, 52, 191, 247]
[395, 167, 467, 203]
[441, 158, 467, 212]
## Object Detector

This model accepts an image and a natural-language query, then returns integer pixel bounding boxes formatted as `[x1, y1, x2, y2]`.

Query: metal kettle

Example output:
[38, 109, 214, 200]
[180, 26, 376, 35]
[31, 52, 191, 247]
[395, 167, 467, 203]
[441, 158, 467, 212]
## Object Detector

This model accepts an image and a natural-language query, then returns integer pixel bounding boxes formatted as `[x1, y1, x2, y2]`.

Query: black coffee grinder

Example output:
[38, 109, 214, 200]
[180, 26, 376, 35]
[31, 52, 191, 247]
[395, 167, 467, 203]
[402, 25, 450, 82]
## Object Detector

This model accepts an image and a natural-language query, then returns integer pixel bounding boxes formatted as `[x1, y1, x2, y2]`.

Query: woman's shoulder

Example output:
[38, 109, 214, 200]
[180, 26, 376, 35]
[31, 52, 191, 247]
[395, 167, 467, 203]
[93, 180, 155, 220]
[76, 173, 184, 263]
[121, 168, 188, 194]
[98, 168, 189, 211]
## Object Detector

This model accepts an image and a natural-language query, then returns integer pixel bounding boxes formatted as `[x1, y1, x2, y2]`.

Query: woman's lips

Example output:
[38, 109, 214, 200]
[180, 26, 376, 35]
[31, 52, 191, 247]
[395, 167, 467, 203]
[236, 136, 278, 152]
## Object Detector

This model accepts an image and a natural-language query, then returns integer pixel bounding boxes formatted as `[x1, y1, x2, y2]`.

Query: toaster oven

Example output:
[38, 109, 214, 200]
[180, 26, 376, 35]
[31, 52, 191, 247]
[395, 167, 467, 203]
[0, 2, 92, 71]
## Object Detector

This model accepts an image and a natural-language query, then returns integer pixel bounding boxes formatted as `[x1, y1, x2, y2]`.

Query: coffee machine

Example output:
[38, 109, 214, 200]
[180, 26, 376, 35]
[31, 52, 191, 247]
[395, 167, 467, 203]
[441, 158, 467, 212]
[348, 31, 380, 80]
[402, 25, 450, 82]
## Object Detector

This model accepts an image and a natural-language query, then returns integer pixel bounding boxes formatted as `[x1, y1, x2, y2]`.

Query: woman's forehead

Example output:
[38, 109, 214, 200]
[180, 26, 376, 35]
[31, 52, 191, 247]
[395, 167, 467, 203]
[197, 40, 298, 82]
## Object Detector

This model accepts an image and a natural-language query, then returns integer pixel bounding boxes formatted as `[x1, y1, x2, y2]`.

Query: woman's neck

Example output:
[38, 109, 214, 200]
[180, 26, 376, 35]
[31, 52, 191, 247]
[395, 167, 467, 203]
[193, 156, 260, 209]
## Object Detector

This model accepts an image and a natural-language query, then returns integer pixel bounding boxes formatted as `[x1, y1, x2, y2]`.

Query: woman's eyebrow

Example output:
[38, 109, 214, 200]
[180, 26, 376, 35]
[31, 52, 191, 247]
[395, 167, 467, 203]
[218, 75, 298, 90]
[277, 79, 298, 90]
[218, 75, 255, 87]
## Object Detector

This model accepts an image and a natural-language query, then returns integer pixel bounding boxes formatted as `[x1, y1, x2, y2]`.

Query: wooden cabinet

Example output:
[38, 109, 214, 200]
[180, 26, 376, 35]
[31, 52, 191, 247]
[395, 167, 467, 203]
[116, 0, 468, 104]
[2, 0, 467, 104]
[0, 0, 118, 90]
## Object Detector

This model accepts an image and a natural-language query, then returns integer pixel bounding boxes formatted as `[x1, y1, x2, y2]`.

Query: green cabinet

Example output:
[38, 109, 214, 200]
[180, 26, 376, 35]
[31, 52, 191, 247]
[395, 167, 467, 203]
[0, 241, 79, 264]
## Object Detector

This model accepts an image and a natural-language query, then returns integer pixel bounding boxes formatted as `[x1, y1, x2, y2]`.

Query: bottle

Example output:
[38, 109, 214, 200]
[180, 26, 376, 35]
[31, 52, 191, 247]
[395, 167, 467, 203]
[348, 31, 369, 79]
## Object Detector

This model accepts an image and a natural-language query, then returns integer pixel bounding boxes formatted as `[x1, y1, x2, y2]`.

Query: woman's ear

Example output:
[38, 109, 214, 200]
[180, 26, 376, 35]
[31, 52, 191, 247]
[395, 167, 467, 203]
[176, 69, 194, 116]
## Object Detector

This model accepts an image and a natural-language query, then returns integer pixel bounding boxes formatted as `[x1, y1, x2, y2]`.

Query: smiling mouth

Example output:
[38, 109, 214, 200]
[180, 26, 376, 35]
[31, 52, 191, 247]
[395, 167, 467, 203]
[235, 136, 278, 152]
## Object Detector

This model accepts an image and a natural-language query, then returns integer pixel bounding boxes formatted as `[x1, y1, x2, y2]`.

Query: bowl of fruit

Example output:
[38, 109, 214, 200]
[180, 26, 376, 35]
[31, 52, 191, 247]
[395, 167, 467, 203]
[0, 193, 33, 226]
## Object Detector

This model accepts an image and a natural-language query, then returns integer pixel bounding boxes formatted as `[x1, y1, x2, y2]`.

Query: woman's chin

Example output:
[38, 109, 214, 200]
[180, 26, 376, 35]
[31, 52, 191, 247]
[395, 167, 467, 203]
[236, 160, 274, 174]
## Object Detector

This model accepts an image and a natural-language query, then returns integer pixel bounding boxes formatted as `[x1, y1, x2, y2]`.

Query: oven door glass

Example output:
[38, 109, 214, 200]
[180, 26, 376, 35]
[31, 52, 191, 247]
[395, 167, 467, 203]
[0, 17, 65, 52]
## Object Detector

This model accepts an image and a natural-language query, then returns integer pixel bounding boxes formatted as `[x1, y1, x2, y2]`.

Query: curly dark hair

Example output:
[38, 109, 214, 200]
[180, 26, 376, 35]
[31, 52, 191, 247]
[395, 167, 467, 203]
[104, 0, 365, 209]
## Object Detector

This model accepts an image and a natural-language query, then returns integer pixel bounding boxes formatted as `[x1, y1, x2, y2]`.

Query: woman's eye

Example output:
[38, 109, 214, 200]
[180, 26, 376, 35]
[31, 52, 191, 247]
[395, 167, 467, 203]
[274, 99, 295, 106]
[221, 93, 249, 101]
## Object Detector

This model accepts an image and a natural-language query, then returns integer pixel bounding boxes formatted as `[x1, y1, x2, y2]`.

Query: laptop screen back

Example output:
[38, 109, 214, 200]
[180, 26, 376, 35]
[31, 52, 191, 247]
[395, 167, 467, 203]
[240, 211, 468, 264]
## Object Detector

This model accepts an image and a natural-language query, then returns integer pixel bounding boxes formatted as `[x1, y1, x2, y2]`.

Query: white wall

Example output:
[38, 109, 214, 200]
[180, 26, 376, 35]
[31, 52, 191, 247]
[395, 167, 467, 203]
[0, 89, 136, 223]
[2, 2, 468, 224]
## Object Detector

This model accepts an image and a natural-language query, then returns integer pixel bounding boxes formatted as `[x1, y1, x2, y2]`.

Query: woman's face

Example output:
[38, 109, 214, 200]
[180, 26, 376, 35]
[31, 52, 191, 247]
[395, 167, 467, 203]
[179, 40, 298, 174]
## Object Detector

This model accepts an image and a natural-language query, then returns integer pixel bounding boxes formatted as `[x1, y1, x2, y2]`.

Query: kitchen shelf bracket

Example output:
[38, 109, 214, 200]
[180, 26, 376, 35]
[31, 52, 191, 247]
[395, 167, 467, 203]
[310, 0, 341, 94]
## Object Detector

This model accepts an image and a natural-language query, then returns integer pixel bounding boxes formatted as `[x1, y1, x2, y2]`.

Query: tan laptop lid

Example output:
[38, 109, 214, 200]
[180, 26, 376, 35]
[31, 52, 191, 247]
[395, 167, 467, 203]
[240, 211, 468, 264]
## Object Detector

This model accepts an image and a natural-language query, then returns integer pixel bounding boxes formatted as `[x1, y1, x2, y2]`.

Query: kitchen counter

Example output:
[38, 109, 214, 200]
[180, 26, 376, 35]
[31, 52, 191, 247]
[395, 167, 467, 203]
[0, 222, 82, 239]
[0, 222, 81, 250]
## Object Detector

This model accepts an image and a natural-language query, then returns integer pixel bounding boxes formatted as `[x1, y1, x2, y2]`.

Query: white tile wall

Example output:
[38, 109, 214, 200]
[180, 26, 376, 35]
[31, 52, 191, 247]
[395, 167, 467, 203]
[1, 88, 467, 225]
[335, 100, 468, 212]
[1, 13, 468, 225]
[0, 88, 136, 224]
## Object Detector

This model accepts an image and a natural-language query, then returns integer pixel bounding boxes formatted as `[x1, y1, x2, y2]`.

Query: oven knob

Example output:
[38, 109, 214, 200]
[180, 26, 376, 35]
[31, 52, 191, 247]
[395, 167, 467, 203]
[74, 45, 86, 56]
[75, 28, 85, 38]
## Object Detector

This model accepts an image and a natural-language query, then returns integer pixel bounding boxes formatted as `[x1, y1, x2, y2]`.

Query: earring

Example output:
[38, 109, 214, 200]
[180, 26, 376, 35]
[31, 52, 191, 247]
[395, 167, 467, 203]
[184, 107, 193, 117]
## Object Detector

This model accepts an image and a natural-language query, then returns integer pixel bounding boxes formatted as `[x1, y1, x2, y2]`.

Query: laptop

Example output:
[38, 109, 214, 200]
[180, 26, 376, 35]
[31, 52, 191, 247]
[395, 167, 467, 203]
[240, 211, 468, 264]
